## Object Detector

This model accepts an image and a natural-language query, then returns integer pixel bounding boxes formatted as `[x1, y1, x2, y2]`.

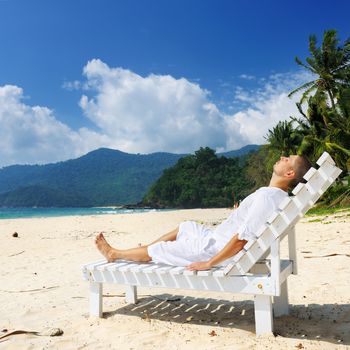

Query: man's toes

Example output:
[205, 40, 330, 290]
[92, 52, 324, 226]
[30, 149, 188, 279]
[95, 234, 103, 245]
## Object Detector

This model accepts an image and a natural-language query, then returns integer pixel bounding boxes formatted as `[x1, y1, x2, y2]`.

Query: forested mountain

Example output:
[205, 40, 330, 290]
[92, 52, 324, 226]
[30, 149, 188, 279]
[143, 147, 254, 208]
[0, 148, 185, 207]
[0, 146, 258, 207]
[220, 144, 259, 158]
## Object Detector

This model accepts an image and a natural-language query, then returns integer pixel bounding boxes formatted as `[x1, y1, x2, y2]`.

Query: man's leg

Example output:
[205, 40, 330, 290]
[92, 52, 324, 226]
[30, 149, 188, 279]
[95, 227, 179, 263]
[95, 233, 150, 262]
[148, 227, 179, 245]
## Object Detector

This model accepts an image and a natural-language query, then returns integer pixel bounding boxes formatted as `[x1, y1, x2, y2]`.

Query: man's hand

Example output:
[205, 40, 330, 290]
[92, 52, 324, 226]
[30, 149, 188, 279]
[186, 234, 247, 271]
[187, 261, 212, 271]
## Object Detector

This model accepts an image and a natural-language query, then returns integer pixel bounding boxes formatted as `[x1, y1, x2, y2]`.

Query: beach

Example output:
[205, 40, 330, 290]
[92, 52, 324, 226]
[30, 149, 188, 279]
[1, 208, 349, 350]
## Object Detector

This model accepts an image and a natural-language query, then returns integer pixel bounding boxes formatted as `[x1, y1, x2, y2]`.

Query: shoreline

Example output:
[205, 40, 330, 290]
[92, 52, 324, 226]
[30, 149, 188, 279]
[0, 206, 176, 220]
[1, 205, 349, 221]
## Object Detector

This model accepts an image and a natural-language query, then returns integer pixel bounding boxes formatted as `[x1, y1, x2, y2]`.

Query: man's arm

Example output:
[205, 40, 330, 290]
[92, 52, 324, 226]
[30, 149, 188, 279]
[187, 234, 247, 271]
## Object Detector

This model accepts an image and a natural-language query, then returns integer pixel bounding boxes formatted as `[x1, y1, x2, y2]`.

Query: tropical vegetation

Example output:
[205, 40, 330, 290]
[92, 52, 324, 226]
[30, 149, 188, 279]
[143, 147, 253, 208]
[250, 29, 350, 206]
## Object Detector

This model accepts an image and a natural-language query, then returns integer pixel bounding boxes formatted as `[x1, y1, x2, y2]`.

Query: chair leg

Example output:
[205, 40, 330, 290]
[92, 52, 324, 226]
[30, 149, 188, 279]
[89, 281, 103, 317]
[254, 295, 273, 335]
[273, 280, 289, 317]
[125, 285, 137, 304]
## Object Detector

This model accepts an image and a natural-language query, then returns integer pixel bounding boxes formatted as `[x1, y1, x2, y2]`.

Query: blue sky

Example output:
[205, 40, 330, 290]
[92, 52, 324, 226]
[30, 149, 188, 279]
[0, 0, 349, 166]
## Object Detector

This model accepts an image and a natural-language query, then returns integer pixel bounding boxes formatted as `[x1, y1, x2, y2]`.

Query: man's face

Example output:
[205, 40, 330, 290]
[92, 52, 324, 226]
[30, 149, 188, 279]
[273, 155, 298, 177]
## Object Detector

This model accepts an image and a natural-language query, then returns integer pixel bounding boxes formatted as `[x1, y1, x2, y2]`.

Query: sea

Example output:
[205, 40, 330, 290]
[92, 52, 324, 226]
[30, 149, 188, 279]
[0, 207, 169, 220]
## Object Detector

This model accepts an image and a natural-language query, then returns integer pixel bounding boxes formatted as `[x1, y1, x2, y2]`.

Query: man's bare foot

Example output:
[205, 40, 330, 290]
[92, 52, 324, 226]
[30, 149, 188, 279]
[95, 233, 119, 262]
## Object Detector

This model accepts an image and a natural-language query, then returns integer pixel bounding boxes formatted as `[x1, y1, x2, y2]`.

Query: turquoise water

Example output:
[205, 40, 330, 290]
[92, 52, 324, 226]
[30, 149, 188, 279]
[0, 207, 167, 219]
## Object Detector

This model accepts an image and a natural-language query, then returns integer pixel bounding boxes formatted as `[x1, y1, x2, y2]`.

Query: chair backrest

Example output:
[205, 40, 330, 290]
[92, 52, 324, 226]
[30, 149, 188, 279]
[222, 152, 342, 276]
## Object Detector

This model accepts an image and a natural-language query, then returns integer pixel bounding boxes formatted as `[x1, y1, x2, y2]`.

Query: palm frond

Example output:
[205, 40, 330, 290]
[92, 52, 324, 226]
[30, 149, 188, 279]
[325, 142, 350, 157]
[305, 57, 321, 72]
[300, 85, 318, 104]
[288, 80, 316, 97]
[294, 56, 316, 73]
[331, 62, 350, 74]
[295, 102, 308, 119]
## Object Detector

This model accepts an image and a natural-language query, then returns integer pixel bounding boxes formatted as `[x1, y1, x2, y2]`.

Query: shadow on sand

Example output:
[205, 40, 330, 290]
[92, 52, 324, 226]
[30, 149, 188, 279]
[103, 294, 349, 345]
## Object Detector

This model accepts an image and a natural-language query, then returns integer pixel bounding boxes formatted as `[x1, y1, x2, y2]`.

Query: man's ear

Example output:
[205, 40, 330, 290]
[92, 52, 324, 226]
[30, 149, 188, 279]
[285, 169, 295, 178]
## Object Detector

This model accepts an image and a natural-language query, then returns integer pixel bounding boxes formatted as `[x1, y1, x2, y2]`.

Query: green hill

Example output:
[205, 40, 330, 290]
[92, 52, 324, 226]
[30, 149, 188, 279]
[0, 146, 259, 207]
[0, 148, 185, 207]
[142, 147, 253, 208]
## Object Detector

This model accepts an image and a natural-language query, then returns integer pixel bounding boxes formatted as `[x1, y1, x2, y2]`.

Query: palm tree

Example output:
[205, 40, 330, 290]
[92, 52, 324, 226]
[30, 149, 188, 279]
[265, 120, 301, 156]
[288, 29, 350, 114]
[292, 92, 350, 172]
[286, 29, 350, 173]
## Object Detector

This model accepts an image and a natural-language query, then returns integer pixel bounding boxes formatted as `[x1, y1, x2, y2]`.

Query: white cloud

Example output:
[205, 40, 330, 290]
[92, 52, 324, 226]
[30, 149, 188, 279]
[239, 74, 256, 80]
[0, 85, 106, 167]
[0, 62, 314, 167]
[79, 59, 233, 153]
[225, 71, 314, 146]
[62, 80, 81, 91]
[233, 86, 254, 103]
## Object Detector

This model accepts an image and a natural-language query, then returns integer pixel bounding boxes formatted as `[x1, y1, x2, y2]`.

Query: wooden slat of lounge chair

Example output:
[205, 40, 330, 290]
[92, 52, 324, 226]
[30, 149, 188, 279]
[197, 267, 220, 277]
[130, 263, 152, 273]
[142, 264, 163, 274]
[96, 262, 116, 271]
[316, 152, 334, 165]
[84, 260, 108, 271]
[155, 265, 176, 274]
[169, 266, 186, 275]
[118, 263, 140, 272]
[106, 262, 130, 271]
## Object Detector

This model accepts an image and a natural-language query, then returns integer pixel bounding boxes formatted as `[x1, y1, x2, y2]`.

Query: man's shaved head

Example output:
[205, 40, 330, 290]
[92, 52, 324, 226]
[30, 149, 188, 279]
[289, 155, 312, 189]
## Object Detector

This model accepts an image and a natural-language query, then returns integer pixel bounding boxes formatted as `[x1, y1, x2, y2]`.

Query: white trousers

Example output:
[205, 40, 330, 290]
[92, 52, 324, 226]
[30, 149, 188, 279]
[147, 221, 215, 266]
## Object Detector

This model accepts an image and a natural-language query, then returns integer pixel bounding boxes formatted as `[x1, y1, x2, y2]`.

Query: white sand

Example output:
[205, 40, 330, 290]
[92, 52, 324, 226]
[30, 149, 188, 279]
[1, 208, 349, 349]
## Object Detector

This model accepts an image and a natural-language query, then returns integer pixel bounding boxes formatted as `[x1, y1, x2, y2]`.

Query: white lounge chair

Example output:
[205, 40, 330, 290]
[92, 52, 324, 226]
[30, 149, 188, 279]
[82, 152, 342, 335]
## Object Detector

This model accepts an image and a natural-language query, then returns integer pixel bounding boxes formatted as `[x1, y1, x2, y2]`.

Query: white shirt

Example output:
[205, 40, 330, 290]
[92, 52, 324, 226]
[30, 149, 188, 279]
[208, 187, 288, 253]
[148, 186, 288, 267]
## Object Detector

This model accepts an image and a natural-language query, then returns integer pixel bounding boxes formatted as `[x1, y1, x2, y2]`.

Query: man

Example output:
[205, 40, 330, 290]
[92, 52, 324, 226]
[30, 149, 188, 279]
[95, 155, 311, 271]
